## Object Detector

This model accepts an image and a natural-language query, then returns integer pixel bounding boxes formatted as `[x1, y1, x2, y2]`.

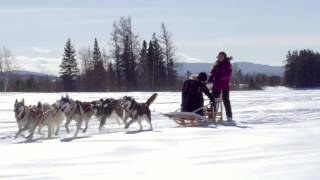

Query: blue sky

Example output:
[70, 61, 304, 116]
[1, 0, 320, 75]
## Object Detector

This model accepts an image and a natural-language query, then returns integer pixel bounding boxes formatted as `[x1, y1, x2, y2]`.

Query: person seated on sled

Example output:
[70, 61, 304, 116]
[181, 72, 215, 116]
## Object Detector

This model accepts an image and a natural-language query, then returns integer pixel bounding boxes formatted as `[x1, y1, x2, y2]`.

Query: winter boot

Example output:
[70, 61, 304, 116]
[227, 116, 233, 122]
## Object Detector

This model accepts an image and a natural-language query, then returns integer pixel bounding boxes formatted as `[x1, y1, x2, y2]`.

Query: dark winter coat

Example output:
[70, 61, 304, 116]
[209, 60, 232, 91]
[181, 77, 214, 113]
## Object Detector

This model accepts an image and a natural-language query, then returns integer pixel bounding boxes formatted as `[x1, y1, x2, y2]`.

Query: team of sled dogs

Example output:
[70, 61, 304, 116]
[14, 93, 158, 140]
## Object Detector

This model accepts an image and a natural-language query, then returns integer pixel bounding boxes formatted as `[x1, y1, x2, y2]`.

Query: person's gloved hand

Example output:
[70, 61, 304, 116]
[208, 75, 213, 83]
[209, 97, 216, 106]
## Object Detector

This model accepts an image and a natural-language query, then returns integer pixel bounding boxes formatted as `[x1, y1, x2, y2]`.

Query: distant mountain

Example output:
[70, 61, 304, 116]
[233, 62, 284, 76]
[12, 70, 53, 76]
[11, 70, 57, 80]
[177, 62, 284, 76]
[10, 62, 284, 81]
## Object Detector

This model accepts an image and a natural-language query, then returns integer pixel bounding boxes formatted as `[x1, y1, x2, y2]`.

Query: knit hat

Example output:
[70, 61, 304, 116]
[197, 72, 208, 82]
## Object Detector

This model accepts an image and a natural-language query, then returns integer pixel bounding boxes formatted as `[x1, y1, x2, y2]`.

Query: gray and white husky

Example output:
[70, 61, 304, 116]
[37, 102, 65, 138]
[14, 99, 44, 140]
[14, 98, 28, 132]
[121, 93, 158, 131]
[14, 99, 65, 139]
[58, 95, 97, 137]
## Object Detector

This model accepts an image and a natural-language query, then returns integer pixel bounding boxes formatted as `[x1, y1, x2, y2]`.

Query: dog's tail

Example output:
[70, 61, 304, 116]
[146, 93, 158, 106]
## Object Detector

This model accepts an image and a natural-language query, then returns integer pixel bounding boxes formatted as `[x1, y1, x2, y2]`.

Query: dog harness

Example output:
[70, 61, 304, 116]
[79, 102, 93, 112]
[30, 108, 45, 124]
[16, 107, 26, 121]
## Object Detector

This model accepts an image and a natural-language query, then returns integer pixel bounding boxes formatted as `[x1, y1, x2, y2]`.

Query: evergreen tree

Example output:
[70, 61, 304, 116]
[107, 62, 116, 91]
[137, 40, 148, 89]
[152, 33, 167, 90]
[59, 38, 79, 91]
[159, 22, 177, 89]
[284, 49, 320, 88]
[121, 35, 131, 90]
[147, 41, 155, 90]
[92, 38, 102, 64]
[90, 38, 107, 91]
[144, 34, 167, 90]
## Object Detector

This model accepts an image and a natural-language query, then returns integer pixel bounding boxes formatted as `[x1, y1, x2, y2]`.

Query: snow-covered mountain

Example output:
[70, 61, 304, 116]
[177, 62, 284, 76]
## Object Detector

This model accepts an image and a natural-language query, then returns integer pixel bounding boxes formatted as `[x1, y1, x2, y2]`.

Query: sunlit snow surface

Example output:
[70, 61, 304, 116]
[0, 87, 320, 180]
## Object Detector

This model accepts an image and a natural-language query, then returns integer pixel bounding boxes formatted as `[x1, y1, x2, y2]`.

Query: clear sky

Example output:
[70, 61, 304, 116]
[1, 0, 320, 75]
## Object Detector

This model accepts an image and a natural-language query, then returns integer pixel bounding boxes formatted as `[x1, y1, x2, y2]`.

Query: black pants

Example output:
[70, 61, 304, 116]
[212, 90, 232, 119]
[182, 102, 204, 116]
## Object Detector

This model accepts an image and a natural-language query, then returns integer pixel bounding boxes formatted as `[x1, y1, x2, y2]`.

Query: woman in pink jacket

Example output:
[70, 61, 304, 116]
[209, 51, 233, 121]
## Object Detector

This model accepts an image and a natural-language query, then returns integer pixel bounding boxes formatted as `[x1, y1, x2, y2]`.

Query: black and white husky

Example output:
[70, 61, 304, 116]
[58, 95, 97, 137]
[121, 93, 158, 131]
[93, 98, 125, 131]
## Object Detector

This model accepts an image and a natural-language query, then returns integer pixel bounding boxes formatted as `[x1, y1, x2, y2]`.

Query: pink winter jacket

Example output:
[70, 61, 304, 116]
[209, 60, 232, 91]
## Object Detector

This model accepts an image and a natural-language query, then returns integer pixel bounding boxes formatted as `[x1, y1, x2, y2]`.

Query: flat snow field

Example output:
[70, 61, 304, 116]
[0, 87, 320, 180]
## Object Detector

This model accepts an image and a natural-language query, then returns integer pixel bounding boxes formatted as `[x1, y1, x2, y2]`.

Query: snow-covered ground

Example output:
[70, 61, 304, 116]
[0, 87, 320, 180]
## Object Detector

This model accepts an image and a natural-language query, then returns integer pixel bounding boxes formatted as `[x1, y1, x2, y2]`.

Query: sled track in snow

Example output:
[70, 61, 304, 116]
[0, 113, 252, 144]
[1, 89, 320, 144]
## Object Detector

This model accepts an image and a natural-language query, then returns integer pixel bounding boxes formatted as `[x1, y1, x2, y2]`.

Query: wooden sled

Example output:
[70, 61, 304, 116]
[164, 111, 210, 127]
[164, 93, 226, 127]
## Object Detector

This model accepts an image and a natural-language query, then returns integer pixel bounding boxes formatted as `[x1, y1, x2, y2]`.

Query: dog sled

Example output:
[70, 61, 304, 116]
[164, 93, 236, 127]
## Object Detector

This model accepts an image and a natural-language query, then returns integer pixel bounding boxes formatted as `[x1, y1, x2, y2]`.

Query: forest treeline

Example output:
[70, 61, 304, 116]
[1, 17, 180, 92]
[60, 17, 178, 92]
[231, 68, 282, 90]
[284, 49, 320, 88]
[2, 17, 319, 92]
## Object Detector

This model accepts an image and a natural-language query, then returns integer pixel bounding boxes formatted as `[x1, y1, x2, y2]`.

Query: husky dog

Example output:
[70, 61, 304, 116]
[93, 98, 125, 131]
[37, 102, 65, 138]
[58, 95, 97, 137]
[14, 98, 28, 132]
[36, 102, 51, 135]
[121, 93, 158, 131]
[79, 101, 98, 133]
[14, 99, 44, 140]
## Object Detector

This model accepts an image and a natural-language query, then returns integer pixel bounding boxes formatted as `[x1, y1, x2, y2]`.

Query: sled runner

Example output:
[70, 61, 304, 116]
[165, 111, 209, 127]
[164, 92, 231, 127]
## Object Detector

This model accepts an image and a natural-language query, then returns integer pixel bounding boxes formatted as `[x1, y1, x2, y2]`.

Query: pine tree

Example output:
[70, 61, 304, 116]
[152, 33, 166, 90]
[107, 62, 116, 91]
[59, 38, 79, 91]
[284, 49, 320, 88]
[159, 23, 177, 90]
[120, 35, 136, 90]
[92, 38, 103, 66]
[147, 41, 155, 90]
[90, 38, 107, 91]
[137, 40, 148, 89]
